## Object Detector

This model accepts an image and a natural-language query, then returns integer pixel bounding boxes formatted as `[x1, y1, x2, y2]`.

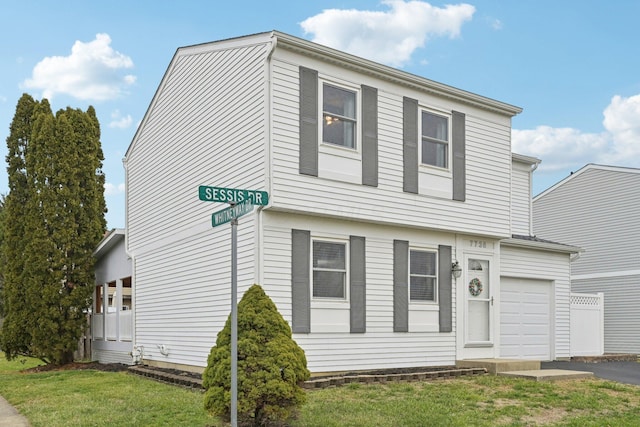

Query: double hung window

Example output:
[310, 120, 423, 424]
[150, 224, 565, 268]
[323, 84, 357, 149]
[410, 249, 437, 302]
[421, 111, 449, 169]
[312, 240, 347, 299]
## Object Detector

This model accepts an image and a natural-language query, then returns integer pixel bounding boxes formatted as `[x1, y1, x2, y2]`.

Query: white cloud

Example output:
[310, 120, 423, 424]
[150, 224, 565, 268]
[22, 33, 136, 101]
[512, 126, 609, 171]
[104, 182, 125, 196]
[513, 93, 640, 171]
[602, 94, 640, 159]
[109, 109, 133, 129]
[300, 0, 475, 67]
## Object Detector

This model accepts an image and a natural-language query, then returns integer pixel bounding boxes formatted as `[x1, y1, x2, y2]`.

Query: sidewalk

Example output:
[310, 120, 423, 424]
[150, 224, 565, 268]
[0, 395, 30, 427]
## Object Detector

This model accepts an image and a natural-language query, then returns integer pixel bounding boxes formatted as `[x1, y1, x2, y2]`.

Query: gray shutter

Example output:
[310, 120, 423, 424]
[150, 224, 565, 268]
[299, 67, 318, 176]
[438, 245, 452, 333]
[361, 85, 378, 187]
[291, 229, 311, 333]
[452, 111, 466, 201]
[350, 236, 366, 333]
[393, 240, 409, 332]
[403, 97, 419, 193]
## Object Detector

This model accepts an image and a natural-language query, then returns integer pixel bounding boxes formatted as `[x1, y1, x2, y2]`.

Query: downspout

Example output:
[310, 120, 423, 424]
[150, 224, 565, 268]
[529, 159, 541, 236]
[255, 33, 278, 286]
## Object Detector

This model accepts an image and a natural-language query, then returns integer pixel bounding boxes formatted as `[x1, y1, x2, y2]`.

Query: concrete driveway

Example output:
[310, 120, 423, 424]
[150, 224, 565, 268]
[542, 361, 640, 386]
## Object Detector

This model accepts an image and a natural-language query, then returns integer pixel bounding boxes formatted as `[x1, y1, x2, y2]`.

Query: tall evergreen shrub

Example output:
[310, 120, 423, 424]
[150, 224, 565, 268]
[0, 94, 106, 364]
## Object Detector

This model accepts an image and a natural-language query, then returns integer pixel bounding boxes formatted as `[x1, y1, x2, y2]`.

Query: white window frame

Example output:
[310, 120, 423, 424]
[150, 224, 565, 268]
[409, 247, 439, 304]
[311, 237, 349, 301]
[419, 109, 451, 172]
[320, 79, 360, 154]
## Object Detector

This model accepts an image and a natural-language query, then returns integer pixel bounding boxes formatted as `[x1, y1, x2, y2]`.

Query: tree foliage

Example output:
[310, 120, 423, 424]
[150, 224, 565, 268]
[0, 94, 107, 365]
[203, 284, 310, 426]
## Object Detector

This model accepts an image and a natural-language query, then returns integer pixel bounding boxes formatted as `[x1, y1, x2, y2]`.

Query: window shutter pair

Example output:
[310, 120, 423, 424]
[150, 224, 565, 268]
[402, 97, 466, 201]
[393, 241, 452, 333]
[291, 230, 366, 333]
[299, 67, 378, 186]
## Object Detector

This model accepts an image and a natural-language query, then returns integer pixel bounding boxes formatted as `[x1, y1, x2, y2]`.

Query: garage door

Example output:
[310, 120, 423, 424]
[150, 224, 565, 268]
[500, 278, 552, 360]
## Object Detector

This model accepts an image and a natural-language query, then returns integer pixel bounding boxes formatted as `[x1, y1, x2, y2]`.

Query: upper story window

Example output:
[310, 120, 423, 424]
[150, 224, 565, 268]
[313, 240, 347, 299]
[421, 111, 449, 169]
[323, 83, 357, 149]
[410, 249, 437, 302]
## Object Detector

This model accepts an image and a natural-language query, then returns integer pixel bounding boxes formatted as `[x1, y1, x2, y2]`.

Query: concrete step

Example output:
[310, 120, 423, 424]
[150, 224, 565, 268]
[499, 369, 594, 382]
[456, 358, 540, 374]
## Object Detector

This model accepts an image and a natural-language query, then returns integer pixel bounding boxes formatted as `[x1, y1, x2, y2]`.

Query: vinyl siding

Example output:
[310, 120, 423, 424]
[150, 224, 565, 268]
[92, 340, 132, 363]
[125, 40, 270, 367]
[270, 50, 513, 238]
[126, 41, 270, 252]
[94, 237, 131, 285]
[134, 217, 257, 367]
[500, 245, 571, 359]
[511, 161, 531, 235]
[572, 275, 640, 354]
[533, 167, 640, 276]
[263, 211, 457, 372]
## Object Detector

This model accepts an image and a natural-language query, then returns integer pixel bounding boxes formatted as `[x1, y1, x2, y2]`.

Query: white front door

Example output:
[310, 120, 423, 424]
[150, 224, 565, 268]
[466, 258, 493, 346]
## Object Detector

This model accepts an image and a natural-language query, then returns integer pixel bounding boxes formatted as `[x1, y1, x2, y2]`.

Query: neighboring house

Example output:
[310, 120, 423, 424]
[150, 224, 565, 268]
[123, 31, 579, 373]
[92, 228, 133, 364]
[533, 164, 640, 354]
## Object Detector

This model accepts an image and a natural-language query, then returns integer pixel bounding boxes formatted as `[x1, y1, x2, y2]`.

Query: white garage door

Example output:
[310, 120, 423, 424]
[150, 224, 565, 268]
[500, 278, 552, 360]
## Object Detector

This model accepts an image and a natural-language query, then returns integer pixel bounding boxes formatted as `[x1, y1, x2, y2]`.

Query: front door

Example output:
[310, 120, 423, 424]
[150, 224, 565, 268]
[466, 258, 492, 345]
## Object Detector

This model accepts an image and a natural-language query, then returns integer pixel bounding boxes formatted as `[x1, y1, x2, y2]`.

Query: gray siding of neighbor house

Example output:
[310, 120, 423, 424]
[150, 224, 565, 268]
[533, 167, 640, 276]
[533, 165, 640, 354]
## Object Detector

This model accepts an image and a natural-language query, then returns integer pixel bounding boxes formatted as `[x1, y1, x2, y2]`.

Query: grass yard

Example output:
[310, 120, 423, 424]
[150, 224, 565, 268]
[1, 354, 640, 426]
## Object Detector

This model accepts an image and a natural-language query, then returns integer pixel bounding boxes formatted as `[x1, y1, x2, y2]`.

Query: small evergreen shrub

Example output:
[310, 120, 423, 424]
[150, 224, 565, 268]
[203, 284, 310, 426]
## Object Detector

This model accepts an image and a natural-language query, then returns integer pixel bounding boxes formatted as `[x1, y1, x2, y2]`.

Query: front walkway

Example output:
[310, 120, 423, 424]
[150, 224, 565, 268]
[0, 395, 29, 427]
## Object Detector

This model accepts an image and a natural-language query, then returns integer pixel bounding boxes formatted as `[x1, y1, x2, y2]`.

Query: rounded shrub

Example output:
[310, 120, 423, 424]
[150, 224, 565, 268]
[203, 284, 310, 426]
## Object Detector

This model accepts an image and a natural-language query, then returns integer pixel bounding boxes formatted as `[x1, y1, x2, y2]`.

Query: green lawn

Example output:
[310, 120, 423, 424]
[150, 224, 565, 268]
[1, 354, 640, 426]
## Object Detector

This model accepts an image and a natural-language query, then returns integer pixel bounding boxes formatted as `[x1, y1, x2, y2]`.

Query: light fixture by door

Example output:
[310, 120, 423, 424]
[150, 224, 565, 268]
[451, 261, 462, 279]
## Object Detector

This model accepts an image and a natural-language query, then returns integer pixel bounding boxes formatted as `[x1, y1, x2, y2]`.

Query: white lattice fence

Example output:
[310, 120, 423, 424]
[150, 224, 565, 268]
[570, 292, 604, 356]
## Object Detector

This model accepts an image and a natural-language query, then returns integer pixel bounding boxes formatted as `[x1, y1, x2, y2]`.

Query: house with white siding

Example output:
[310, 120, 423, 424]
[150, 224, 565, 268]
[533, 164, 640, 354]
[92, 228, 133, 364]
[123, 31, 579, 373]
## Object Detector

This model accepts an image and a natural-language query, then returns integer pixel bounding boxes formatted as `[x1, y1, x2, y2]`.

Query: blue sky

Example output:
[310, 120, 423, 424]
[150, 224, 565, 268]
[2, 1, 639, 229]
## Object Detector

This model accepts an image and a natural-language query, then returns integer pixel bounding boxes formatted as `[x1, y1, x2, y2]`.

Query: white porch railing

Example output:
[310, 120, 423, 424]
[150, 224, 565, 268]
[91, 310, 132, 342]
[120, 310, 132, 341]
[92, 314, 104, 339]
[570, 292, 604, 356]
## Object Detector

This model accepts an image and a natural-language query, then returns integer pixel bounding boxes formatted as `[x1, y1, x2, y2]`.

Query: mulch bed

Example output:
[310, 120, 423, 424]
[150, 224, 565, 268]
[23, 361, 130, 373]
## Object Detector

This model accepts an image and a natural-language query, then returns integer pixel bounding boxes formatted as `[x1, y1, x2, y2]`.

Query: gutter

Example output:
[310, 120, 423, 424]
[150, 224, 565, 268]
[501, 237, 583, 255]
[273, 31, 522, 117]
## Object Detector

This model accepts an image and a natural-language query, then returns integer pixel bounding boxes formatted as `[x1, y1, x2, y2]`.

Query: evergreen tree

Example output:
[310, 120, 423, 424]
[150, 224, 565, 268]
[1, 94, 37, 358]
[0, 195, 6, 319]
[0, 94, 106, 364]
[203, 284, 310, 426]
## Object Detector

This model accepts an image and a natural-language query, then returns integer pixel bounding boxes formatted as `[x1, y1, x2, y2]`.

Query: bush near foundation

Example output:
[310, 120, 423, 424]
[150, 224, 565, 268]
[203, 284, 310, 426]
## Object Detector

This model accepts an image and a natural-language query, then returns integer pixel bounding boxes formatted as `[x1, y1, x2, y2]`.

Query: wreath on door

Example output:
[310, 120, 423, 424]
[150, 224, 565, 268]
[468, 278, 483, 296]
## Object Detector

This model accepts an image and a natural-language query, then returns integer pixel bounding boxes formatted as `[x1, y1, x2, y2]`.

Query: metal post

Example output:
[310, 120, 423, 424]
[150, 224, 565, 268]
[231, 216, 238, 427]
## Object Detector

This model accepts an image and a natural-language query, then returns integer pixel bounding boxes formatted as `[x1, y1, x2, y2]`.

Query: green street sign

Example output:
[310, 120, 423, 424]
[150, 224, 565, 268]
[199, 185, 269, 206]
[211, 200, 254, 227]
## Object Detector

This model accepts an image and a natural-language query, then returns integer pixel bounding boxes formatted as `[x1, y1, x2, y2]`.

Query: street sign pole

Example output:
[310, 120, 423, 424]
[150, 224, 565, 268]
[199, 185, 269, 427]
[230, 215, 238, 427]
